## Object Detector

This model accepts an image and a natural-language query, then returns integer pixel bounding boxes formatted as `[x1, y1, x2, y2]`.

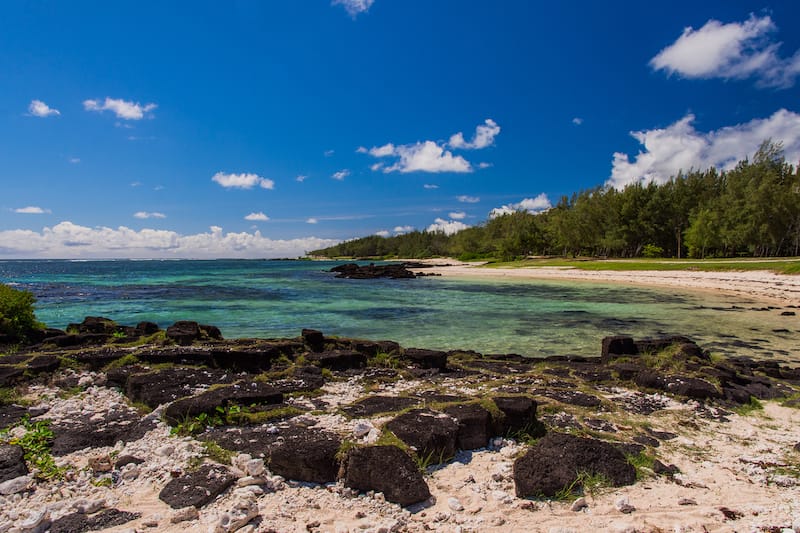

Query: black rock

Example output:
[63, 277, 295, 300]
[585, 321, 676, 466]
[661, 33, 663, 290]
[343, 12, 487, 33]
[267, 427, 341, 484]
[306, 350, 367, 371]
[652, 459, 679, 476]
[385, 409, 459, 462]
[342, 445, 431, 506]
[159, 464, 237, 509]
[166, 321, 202, 345]
[443, 403, 494, 450]
[330, 263, 416, 279]
[302, 329, 325, 352]
[632, 434, 660, 448]
[50, 509, 140, 533]
[163, 381, 283, 425]
[124, 368, 237, 409]
[601, 336, 637, 363]
[340, 395, 420, 418]
[0, 444, 28, 482]
[51, 411, 157, 456]
[491, 396, 538, 434]
[513, 432, 636, 498]
[135, 321, 161, 336]
[402, 348, 449, 370]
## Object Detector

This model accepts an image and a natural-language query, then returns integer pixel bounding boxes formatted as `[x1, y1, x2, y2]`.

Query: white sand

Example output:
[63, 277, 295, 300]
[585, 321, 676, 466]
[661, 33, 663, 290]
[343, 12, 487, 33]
[413, 261, 800, 305]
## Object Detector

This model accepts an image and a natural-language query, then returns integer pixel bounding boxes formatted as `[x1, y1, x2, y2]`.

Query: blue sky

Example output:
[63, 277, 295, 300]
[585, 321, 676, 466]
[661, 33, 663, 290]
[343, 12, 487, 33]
[2, 0, 799, 258]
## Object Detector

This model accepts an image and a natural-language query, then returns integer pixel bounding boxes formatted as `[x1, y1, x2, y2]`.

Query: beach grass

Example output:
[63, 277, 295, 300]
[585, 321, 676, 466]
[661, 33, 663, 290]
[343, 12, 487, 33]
[484, 257, 800, 274]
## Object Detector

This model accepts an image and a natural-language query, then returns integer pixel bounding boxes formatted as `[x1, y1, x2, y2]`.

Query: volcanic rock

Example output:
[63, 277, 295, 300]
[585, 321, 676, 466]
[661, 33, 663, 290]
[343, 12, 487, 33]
[342, 445, 431, 506]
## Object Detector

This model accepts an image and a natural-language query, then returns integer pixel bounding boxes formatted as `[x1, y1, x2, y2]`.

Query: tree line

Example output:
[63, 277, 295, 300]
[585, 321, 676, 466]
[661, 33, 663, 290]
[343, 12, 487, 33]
[310, 141, 800, 260]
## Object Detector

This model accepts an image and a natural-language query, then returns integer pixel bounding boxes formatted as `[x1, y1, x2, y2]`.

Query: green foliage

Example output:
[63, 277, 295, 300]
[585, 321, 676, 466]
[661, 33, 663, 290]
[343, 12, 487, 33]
[626, 452, 656, 481]
[641, 244, 664, 258]
[200, 440, 235, 465]
[104, 353, 141, 370]
[2, 416, 65, 480]
[90, 476, 113, 487]
[0, 386, 24, 406]
[554, 470, 611, 500]
[311, 141, 800, 260]
[0, 284, 43, 343]
[734, 396, 764, 416]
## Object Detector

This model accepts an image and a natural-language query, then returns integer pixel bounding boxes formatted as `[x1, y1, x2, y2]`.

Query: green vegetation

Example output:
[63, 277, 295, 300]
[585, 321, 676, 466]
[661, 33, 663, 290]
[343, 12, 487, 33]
[734, 396, 764, 416]
[554, 470, 611, 500]
[1, 416, 65, 480]
[199, 440, 235, 465]
[626, 452, 657, 481]
[0, 283, 44, 343]
[312, 142, 800, 263]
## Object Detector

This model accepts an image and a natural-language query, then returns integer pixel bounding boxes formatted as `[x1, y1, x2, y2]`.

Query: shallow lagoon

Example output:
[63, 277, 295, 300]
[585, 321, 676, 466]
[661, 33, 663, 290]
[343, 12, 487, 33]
[1, 259, 797, 362]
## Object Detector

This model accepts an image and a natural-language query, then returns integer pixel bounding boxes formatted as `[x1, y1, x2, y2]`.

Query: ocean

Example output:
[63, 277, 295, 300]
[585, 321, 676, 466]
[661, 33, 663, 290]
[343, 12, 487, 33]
[0, 259, 797, 361]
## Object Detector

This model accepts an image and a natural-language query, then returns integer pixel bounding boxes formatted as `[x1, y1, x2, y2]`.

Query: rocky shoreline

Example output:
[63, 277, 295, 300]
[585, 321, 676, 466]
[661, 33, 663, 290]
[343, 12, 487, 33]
[1, 317, 799, 532]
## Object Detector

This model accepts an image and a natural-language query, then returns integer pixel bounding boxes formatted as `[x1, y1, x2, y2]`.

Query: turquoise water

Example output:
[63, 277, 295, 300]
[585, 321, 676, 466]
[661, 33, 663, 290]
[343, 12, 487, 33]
[0, 259, 797, 362]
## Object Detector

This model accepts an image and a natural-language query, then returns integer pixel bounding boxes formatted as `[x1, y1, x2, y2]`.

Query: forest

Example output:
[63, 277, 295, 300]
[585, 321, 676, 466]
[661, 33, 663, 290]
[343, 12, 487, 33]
[310, 141, 800, 261]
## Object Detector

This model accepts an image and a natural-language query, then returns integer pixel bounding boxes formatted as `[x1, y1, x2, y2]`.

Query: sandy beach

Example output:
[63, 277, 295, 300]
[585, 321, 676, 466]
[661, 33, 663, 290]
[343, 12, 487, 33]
[413, 260, 800, 306]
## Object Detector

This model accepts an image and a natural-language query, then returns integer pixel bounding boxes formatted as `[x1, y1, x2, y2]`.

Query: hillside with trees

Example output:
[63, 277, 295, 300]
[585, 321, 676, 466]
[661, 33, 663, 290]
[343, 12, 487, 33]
[310, 141, 800, 261]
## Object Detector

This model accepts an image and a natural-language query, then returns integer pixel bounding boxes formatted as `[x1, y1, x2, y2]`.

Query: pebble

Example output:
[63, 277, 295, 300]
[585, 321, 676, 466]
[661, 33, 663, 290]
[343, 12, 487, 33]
[0, 475, 33, 496]
[352, 420, 373, 437]
[156, 444, 175, 457]
[615, 497, 636, 514]
[570, 497, 588, 512]
[448, 497, 465, 511]
[169, 506, 199, 524]
[677, 497, 697, 506]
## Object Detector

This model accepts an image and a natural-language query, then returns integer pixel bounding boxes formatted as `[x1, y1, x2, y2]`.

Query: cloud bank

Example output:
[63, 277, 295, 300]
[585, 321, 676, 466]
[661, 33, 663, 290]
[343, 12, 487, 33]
[0, 221, 338, 259]
[650, 14, 800, 88]
[608, 109, 800, 188]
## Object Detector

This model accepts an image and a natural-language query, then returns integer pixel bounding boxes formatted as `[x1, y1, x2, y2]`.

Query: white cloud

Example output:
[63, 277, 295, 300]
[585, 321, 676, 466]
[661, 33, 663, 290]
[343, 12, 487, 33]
[133, 211, 166, 219]
[0, 221, 339, 259]
[333, 0, 374, 18]
[212, 172, 275, 190]
[306, 218, 319, 224]
[370, 163, 384, 172]
[423, 184, 439, 189]
[83, 97, 157, 120]
[393, 225, 414, 234]
[154, 185, 165, 191]
[650, 14, 800, 88]
[375, 230, 390, 237]
[489, 193, 552, 218]
[296, 175, 308, 183]
[244, 212, 269, 221]
[360, 120, 499, 174]
[14, 206, 51, 214]
[384, 141, 471, 173]
[332, 169, 350, 181]
[324, 149, 335, 157]
[368, 143, 396, 157]
[609, 109, 800, 188]
[477, 162, 492, 169]
[448, 211, 467, 220]
[449, 119, 501, 149]
[572, 117, 584, 126]
[457, 195, 480, 203]
[28, 100, 60, 117]
[68, 157, 81, 164]
[426, 218, 469, 235]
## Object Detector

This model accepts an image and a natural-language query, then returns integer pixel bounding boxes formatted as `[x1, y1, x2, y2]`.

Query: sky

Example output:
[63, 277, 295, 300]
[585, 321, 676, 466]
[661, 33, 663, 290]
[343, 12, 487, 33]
[1, 0, 800, 259]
